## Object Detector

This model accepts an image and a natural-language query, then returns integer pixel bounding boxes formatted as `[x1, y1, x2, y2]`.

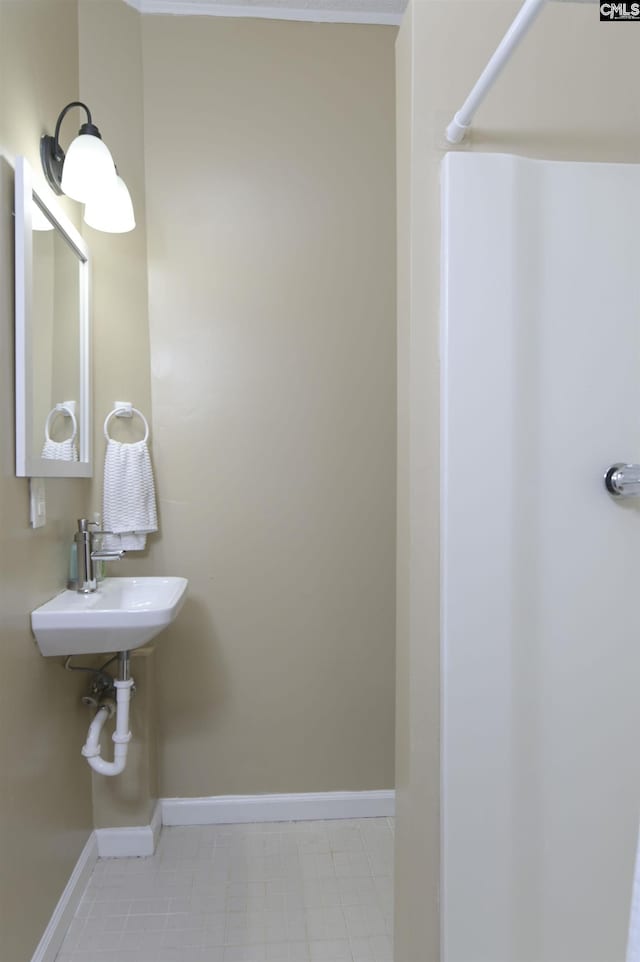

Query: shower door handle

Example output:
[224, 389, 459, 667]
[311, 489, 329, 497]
[605, 463, 640, 497]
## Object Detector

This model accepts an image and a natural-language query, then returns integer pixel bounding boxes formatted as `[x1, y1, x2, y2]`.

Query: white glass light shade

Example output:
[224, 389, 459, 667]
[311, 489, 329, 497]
[83, 174, 135, 233]
[60, 133, 117, 202]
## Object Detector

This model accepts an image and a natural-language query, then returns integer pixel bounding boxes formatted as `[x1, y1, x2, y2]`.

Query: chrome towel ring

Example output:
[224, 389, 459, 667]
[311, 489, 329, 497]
[103, 404, 149, 443]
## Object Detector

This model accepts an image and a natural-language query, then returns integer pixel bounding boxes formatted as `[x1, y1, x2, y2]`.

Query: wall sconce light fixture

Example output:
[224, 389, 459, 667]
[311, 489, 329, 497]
[40, 101, 135, 234]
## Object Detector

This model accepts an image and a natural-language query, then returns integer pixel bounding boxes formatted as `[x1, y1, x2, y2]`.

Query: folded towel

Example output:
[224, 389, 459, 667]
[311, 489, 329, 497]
[41, 437, 78, 461]
[102, 439, 158, 552]
[627, 824, 640, 962]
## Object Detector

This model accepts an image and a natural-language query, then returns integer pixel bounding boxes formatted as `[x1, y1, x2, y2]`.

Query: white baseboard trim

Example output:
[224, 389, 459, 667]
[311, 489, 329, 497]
[95, 800, 162, 858]
[161, 790, 395, 826]
[30, 832, 98, 962]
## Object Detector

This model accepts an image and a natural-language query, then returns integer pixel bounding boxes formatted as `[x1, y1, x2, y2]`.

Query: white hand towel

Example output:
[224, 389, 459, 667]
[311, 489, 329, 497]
[102, 439, 158, 552]
[627, 824, 640, 962]
[41, 438, 78, 461]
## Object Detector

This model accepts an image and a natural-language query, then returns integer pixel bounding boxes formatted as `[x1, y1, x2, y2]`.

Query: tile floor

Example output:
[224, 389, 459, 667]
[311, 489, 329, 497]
[55, 817, 394, 962]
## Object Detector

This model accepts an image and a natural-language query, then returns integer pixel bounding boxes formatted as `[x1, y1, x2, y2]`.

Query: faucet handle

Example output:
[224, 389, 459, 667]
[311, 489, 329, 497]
[77, 518, 100, 532]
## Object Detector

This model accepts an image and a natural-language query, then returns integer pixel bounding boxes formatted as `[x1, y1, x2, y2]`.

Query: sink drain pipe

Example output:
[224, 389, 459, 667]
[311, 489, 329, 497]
[81, 651, 134, 777]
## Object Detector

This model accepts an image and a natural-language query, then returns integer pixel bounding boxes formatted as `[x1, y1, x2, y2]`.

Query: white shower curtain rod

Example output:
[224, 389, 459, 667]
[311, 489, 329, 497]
[445, 0, 547, 144]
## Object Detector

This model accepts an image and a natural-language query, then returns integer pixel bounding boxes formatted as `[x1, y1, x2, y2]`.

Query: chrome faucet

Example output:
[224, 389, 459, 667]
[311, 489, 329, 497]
[72, 518, 125, 593]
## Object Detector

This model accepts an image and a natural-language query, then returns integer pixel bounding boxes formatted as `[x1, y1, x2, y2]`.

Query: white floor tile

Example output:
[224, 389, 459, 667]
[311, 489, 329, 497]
[265, 943, 311, 961]
[309, 940, 352, 961]
[343, 904, 388, 939]
[351, 935, 393, 962]
[333, 853, 372, 878]
[304, 905, 348, 941]
[54, 817, 394, 962]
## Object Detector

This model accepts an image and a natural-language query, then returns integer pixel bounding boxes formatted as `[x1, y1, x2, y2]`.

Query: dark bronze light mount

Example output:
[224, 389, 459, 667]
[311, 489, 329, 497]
[40, 101, 134, 232]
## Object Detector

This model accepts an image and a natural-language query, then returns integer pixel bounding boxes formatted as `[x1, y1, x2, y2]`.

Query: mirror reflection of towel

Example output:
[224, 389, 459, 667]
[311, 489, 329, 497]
[41, 438, 78, 461]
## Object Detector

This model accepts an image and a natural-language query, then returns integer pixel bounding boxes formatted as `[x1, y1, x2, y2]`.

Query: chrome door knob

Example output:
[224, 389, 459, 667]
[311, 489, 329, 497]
[605, 463, 640, 497]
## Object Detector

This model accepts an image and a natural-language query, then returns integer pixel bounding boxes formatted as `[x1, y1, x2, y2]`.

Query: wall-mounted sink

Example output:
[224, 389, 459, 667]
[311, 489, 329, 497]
[31, 577, 188, 656]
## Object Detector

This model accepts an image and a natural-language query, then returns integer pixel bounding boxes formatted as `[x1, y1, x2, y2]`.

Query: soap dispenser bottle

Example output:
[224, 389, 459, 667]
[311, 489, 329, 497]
[67, 538, 78, 590]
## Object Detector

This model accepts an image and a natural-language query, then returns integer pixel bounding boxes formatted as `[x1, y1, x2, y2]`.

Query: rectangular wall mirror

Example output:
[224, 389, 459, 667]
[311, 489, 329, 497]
[14, 156, 92, 478]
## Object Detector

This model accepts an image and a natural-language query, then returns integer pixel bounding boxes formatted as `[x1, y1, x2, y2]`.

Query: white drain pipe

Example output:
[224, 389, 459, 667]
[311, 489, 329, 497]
[83, 700, 113, 753]
[81, 677, 134, 776]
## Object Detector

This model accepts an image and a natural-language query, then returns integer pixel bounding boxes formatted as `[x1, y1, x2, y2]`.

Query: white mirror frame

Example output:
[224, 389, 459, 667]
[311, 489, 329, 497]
[15, 156, 92, 478]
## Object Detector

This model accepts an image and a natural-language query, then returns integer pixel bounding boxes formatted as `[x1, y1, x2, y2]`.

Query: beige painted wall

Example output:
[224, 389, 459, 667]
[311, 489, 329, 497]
[0, 0, 155, 952]
[141, 17, 397, 797]
[394, 6, 441, 959]
[0, 3, 94, 959]
[78, 0, 156, 829]
[394, 2, 640, 959]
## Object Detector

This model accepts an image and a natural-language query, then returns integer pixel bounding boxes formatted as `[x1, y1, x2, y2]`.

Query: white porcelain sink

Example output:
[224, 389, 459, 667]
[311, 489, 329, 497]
[31, 577, 188, 657]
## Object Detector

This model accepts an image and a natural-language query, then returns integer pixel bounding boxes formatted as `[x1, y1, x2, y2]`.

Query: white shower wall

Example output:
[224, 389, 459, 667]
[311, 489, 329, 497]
[441, 152, 640, 962]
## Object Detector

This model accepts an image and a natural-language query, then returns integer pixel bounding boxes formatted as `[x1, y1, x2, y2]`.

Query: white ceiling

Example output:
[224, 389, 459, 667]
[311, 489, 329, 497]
[123, 0, 407, 26]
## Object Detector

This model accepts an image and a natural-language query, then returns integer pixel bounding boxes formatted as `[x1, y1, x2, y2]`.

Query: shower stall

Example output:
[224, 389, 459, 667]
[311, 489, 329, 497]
[440, 150, 640, 961]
